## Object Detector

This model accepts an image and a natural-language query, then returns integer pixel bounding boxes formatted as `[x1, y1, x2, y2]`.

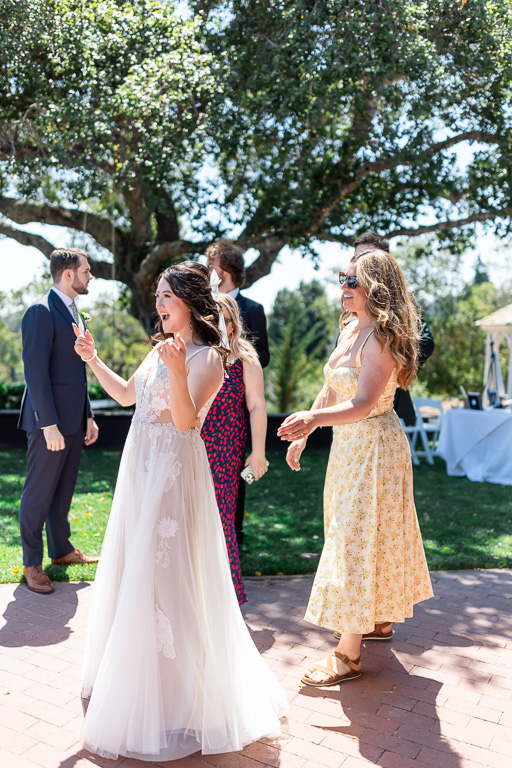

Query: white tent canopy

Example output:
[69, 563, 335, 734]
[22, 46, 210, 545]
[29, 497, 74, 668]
[476, 303, 512, 401]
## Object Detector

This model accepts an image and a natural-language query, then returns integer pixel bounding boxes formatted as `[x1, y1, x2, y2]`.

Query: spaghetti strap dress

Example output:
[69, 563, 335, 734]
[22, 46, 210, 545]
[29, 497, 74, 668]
[80, 346, 287, 762]
[305, 331, 433, 634]
[202, 358, 248, 605]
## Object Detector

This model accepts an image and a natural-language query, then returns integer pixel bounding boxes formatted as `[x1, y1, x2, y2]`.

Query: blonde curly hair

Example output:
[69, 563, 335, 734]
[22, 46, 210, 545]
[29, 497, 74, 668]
[218, 294, 259, 365]
[340, 249, 421, 390]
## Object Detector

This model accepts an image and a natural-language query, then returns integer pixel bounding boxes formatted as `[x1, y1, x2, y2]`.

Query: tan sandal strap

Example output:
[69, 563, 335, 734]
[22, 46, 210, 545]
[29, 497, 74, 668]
[333, 651, 361, 670]
[303, 662, 339, 682]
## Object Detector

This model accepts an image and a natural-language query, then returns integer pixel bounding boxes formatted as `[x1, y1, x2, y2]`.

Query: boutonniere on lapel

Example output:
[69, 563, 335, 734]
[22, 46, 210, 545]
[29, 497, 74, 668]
[80, 311, 92, 324]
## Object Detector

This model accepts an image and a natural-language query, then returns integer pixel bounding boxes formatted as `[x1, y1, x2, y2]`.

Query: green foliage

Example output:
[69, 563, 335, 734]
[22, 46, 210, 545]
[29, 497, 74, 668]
[1, 0, 214, 206]
[0, 283, 150, 406]
[1, 0, 512, 332]
[82, 292, 150, 382]
[0, 381, 24, 409]
[265, 280, 339, 411]
[424, 282, 512, 396]
[1, 449, 510, 583]
[212, 0, 512, 244]
[0, 279, 52, 384]
[393, 237, 512, 397]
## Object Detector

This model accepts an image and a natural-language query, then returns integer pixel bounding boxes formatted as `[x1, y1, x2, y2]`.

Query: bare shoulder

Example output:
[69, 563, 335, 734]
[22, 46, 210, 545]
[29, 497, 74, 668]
[362, 333, 395, 368]
[188, 346, 223, 375]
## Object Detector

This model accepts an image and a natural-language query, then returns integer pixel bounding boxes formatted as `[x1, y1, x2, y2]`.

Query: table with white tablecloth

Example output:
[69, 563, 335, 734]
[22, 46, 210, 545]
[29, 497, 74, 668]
[436, 408, 512, 486]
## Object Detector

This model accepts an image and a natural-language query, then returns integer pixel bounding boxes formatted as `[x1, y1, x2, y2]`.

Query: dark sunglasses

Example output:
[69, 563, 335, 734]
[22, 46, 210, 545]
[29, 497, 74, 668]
[339, 272, 359, 289]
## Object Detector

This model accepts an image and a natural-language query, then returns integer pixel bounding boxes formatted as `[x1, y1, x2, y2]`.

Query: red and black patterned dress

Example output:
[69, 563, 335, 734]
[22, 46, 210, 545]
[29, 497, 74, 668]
[201, 359, 248, 605]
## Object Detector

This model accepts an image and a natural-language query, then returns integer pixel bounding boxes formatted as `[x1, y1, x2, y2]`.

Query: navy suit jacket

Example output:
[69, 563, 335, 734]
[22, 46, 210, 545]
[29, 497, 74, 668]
[235, 292, 270, 368]
[18, 290, 92, 435]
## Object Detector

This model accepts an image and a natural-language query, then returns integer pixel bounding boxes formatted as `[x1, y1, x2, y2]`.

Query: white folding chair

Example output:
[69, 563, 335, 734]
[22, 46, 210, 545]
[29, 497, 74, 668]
[400, 404, 434, 465]
[413, 397, 443, 452]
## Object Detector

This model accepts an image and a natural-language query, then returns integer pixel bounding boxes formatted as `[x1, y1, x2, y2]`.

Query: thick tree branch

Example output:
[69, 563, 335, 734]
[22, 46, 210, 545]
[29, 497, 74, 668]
[240, 235, 286, 287]
[123, 184, 152, 249]
[314, 231, 355, 246]
[0, 218, 118, 279]
[316, 206, 512, 246]
[386, 207, 512, 239]
[0, 196, 123, 253]
[310, 130, 506, 236]
[155, 189, 180, 244]
[0, 220, 55, 257]
[135, 239, 209, 291]
[360, 131, 505, 178]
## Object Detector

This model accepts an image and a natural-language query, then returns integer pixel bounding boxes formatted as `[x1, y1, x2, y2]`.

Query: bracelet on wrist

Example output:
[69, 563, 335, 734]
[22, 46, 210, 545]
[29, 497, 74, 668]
[83, 351, 98, 363]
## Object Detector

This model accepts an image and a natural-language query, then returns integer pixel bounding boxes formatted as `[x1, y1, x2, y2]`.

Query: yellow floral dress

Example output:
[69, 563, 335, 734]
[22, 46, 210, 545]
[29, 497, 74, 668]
[304, 335, 433, 634]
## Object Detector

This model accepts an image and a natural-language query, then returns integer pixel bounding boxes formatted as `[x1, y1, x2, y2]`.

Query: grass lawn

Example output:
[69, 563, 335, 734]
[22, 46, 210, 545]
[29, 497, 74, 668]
[1, 448, 511, 584]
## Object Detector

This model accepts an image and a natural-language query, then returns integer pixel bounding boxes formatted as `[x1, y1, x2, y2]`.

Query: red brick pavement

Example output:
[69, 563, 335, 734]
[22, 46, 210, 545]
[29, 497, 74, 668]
[1, 570, 512, 768]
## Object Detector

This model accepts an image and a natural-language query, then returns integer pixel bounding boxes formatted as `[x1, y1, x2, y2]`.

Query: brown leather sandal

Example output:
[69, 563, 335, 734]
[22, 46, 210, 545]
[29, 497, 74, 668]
[301, 651, 361, 687]
[363, 622, 393, 640]
[334, 622, 393, 641]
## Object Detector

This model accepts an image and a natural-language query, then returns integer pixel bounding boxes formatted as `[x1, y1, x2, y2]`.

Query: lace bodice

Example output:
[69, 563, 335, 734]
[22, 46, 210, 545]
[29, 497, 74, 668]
[323, 331, 397, 419]
[133, 346, 221, 429]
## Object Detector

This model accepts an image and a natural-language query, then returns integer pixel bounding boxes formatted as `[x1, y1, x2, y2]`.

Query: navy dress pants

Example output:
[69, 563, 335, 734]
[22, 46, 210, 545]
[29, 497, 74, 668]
[19, 428, 84, 566]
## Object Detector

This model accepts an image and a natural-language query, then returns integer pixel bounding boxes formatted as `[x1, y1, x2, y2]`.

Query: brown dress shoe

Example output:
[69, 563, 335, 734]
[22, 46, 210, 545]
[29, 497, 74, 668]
[23, 565, 55, 594]
[51, 549, 99, 566]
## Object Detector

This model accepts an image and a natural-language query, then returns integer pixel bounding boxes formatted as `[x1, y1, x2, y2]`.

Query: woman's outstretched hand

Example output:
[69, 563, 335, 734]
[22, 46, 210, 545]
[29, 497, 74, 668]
[73, 323, 97, 361]
[157, 333, 187, 375]
[286, 438, 306, 471]
[277, 410, 316, 442]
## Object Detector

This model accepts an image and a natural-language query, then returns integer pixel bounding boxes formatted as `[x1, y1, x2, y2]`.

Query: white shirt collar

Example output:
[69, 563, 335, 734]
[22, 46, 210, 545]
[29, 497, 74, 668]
[52, 285, 74, 308]
[226, 287, 240, 299]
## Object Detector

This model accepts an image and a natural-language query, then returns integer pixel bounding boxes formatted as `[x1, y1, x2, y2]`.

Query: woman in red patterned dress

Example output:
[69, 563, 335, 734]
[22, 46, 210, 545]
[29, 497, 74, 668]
[202, 295, 268, 605]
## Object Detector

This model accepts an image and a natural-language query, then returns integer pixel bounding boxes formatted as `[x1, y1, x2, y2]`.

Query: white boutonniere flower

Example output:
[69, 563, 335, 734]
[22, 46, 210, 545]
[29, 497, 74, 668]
[80, 311, 92, 324]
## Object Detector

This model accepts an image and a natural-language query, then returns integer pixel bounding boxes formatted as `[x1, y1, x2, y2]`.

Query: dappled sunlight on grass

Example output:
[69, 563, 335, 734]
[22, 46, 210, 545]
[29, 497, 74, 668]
[1, 450, 511, 582]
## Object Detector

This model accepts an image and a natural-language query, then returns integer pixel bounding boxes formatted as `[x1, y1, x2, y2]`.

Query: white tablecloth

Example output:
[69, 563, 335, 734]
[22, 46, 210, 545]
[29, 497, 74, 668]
[436, 409, 512, 485]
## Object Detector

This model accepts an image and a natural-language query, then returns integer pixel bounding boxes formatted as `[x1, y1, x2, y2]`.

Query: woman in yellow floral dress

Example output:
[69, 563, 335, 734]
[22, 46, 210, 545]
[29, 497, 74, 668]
[278, 249, 433, 687]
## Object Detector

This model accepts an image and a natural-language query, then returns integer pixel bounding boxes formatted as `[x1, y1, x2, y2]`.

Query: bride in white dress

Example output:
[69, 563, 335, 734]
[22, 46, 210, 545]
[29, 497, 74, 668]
[73, 261, 287, 762]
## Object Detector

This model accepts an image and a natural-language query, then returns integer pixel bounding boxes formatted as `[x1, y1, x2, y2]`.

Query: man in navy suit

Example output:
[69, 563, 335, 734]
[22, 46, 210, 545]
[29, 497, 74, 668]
[206, 239, 270, 551]
[18, 248, 100, 594]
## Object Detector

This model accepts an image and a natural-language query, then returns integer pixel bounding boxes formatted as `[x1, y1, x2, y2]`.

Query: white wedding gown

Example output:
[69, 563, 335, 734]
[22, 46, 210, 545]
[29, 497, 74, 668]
[81, 347, 287, 761]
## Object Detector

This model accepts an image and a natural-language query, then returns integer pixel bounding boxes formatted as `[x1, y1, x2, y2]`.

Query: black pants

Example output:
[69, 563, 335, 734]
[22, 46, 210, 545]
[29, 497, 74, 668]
[19, 428, 84, 566]
[234, 476, 245, 552]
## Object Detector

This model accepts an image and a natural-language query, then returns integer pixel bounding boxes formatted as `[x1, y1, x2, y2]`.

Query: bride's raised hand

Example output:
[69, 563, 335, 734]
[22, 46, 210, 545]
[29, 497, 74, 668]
[73, 323, 97, 362]
[157, 332, 186, 375]
[286, 438, 306, 471]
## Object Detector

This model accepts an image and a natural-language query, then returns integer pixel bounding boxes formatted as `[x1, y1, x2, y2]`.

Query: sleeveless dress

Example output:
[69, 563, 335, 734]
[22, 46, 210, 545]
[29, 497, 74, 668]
[81, 346, 287, 761]
[202, 358, 248, 605]
[305, 333, 433, 634]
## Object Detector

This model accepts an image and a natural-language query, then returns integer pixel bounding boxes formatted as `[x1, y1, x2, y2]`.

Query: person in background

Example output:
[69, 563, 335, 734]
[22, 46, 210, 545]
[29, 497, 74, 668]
[18, 247, 99, 595]
[202, 294, 268, 605]
[206, 239, 270, 552]
[279, 249, 433, 687]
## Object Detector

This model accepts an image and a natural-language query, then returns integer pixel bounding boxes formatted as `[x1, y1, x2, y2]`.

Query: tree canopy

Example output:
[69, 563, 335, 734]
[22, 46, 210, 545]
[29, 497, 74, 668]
[1, 0, 512, 331]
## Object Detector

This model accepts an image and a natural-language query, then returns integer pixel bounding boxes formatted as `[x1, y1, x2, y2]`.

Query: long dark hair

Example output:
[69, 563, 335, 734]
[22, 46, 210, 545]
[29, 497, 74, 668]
[152, 261, 229, 369]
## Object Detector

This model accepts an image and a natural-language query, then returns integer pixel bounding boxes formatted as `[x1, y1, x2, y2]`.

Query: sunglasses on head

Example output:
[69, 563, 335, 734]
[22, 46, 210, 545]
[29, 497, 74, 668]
[339, 272, 359, 289]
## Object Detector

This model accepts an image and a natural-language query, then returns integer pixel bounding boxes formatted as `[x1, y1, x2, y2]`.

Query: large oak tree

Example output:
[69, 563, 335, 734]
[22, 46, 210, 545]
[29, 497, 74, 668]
[1, 0, 511, 332]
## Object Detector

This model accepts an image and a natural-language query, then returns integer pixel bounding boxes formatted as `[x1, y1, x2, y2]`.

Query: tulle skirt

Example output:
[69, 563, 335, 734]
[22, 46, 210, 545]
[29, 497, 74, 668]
[81, 419, 287, 761]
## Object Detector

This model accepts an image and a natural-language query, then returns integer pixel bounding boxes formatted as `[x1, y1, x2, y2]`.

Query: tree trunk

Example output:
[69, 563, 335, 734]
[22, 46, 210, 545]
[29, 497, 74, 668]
[127, 280, 157, 338]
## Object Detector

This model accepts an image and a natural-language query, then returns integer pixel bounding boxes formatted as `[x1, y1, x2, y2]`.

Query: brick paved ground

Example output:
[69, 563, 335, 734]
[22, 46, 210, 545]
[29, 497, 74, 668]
[1, 570, 512, 768]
